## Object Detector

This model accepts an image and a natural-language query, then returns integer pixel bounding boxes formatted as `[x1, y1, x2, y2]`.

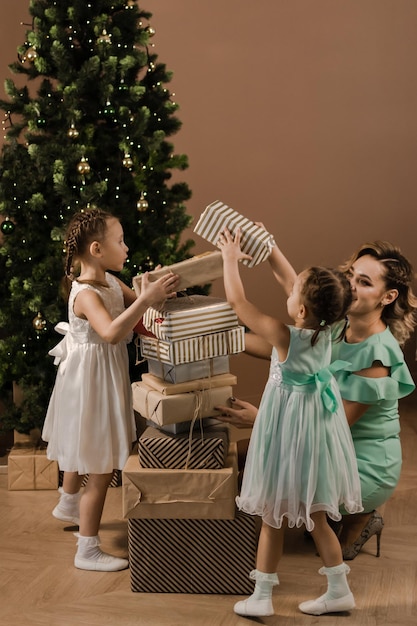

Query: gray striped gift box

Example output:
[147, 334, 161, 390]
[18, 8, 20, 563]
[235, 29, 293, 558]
[138, 425, 229, 469]
[194, 200, 275, 267]
[142, 295, 239, 342]
[128, 512, 258, 594]
[140, 326, 245, 365]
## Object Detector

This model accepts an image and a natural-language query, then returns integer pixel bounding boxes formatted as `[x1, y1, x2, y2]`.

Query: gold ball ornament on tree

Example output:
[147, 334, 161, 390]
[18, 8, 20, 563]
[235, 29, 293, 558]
[137, 192, 148, 212]
[77, 156, 91, 176]
[25, 47, 38, 62]
[68, 123, 79, 139]
[122, 153, 133, 169]
[32, 312, 47, 333]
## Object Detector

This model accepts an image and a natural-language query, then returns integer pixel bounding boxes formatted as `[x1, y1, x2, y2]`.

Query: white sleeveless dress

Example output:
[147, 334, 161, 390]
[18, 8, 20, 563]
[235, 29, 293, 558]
[42, 273, 136, 474]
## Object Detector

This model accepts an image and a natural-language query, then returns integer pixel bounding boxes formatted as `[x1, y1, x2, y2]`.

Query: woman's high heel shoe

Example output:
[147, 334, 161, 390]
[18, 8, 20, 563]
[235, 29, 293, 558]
[342, 510, 384, 560]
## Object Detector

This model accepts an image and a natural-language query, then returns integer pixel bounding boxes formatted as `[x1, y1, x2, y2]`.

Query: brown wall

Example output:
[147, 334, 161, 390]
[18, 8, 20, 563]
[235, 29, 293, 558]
[2, 1, 417, 404]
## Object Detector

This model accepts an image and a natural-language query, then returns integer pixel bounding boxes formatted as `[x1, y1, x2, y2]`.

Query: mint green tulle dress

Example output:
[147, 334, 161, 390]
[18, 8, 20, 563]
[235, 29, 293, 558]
[236, 326, 363, 532]
[331, 323, 415, 513]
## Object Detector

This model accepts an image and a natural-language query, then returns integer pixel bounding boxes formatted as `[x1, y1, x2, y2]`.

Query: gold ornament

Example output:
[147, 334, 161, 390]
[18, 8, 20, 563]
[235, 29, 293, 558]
[137, 192, 148, 212]
[68, 123, 79, 139]
[32, 312, 47, 332]
[126, 0, 135, 7]
[26, 47, 38, 62]
[97, 28, 112, 44]
[122, 153, 133, 169]
[77, 156, 91, 176]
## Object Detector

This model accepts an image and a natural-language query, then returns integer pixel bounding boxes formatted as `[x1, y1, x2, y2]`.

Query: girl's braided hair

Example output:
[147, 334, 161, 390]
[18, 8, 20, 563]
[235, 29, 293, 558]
[64, 208, 113, 280]
[339, 240, 417, 345]
[301, 266, 352, 346]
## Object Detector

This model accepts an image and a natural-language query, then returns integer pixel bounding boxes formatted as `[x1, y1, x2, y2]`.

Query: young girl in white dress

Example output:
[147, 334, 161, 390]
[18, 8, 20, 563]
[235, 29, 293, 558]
[217, 227, 362, 617]
[42, 208, 178, 571]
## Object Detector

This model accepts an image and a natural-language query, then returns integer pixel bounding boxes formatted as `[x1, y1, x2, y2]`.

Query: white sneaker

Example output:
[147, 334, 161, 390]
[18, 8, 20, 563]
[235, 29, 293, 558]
[52, 488, 80, 525]
[234, 597, 274, 617]
[74, 552, 129, 572]
[299, 592, 355, 615]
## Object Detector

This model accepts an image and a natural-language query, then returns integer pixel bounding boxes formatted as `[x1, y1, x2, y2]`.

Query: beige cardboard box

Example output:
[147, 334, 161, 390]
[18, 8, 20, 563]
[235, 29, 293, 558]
[132, 380, 234, 426]
[122, 443, 238, 520]
[141, 372, 237, 396]
[132, 251, 223, 295]
[8, 446, 59, 490]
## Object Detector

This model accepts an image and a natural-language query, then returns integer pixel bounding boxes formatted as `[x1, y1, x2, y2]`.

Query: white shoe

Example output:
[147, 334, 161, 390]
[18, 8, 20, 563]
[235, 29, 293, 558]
[74, 552, 129, 572]
[234, 597, 274, 617]
[52, 487, 80, 525]
[299, 592, 355, 615]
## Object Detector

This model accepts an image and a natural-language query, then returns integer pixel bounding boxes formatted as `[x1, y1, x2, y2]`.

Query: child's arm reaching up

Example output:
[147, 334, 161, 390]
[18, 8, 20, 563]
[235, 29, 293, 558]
[218, 227, 289, 356]
[254, 221, 297, 296]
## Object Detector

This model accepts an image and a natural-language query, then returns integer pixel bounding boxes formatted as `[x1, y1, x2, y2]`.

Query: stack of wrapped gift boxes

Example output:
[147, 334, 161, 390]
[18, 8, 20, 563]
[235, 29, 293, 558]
[122, 201, 275, 594]
[123, 293, 259, 594]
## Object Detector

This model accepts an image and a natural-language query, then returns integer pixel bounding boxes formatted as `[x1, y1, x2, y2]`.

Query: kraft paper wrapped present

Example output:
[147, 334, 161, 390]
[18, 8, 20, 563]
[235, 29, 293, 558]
[147, 355, 230, 384]
[122, 442, 238, 520]
[128, 511, 258, 594]
[141, 372, 237, 396]
[142, 295, 238, 342]
[138, 424, 229, 469]
[194, 200, 276, 267]
[140, 326, 245, 365]
[132, 251, 223, 295]
[8, 446, 59, 490]
[145, 416, 222, 435]
[132, 380, 234, 425]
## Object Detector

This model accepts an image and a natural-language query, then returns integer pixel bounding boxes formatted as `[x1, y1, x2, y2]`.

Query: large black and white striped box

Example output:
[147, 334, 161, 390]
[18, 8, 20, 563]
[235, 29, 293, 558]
[128, 511, 258, 594]
[138, 424, 229, 470]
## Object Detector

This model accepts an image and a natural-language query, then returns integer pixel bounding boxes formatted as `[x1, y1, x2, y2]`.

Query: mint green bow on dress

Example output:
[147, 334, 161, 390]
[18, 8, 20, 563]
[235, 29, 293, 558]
[281, 360, 351, 413]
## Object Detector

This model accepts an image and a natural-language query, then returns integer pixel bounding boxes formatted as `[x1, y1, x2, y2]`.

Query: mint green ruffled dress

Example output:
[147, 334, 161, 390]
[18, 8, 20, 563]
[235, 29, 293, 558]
[331, 323, 415, 513]
[236, 326, 363, 532]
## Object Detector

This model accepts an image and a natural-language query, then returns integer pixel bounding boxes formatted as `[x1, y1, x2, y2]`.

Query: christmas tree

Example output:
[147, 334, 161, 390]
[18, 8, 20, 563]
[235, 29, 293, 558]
[0, 0, 194, 434]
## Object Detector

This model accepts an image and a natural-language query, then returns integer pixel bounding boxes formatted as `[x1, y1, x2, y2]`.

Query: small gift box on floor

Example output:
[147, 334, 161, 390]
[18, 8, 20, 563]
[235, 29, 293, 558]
[194, 200, 275, 267]
[138, 424, 229, 470]
[132, 250, 223, 295]
[8, 446, 59, 490]
[128, 511, 258, 594]
[122, 443, 238, 520]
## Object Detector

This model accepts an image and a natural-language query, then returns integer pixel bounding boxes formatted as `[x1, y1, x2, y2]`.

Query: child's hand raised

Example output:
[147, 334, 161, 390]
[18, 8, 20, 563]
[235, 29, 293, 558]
[217, 227, 252, 263]
[140, 271, 179, 308]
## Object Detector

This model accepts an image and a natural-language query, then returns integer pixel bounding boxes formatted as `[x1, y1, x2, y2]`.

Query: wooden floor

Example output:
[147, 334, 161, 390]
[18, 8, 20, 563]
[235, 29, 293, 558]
[1, 396, 416, 626]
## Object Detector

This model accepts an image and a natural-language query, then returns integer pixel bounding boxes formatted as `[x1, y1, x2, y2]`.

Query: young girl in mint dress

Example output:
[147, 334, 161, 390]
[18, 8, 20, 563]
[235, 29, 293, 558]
[218, 227, 362, 618]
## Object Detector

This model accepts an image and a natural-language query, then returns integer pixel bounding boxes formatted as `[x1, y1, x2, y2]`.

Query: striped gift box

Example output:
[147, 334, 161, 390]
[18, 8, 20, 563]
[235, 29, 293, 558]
[142, 295, 239, 342]
[140, 326, 245, 365]
[193, 200, 275, 267]
[128, 512, 258, 594]
[138, 425, 229, 469]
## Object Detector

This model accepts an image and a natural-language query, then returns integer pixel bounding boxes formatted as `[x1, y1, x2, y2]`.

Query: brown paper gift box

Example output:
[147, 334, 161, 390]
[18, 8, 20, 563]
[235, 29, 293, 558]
[132, 250, 223, 295]
[122, 442, 238, 520]
[132, 380, 234, 425]
[8, 446, 59, 490]
[128, 511, 258, 594]
[141, 372, 237, 395]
